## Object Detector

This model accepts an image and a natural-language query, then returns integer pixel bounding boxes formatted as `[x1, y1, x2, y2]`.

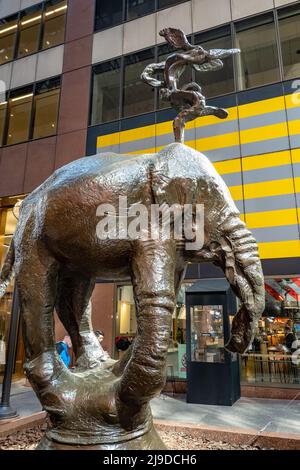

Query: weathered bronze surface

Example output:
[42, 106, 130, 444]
[0, 143, 264, 449]
[142, 28, 240, 143]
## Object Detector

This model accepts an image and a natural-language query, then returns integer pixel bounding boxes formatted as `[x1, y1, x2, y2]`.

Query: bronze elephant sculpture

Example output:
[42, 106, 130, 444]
[0, 143, 264, 449]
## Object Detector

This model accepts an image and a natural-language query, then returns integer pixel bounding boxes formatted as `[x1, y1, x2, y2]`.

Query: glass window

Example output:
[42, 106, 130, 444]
[234, 14, 280, 90]
[42, 0, 67, 50]
[241, 278, 300, 387]
[17, 5, 43, 58]
[126, 0, 155, 21]
[6, 87, 33, 145]
[95, 0, 124, 31]
[91, 59, 121, 125]
[278, 5, 300, 81]
[158, 0, 184, 8]
[123, 48, 155, 117]
[194, 26, 235, 98]
[191, 305, 225, 363]
[33, 77, 61, 139]
[0, 15, 18, 65]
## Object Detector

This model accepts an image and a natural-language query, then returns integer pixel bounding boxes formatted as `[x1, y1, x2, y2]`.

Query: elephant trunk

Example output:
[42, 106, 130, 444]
[217, 217, 265, 354]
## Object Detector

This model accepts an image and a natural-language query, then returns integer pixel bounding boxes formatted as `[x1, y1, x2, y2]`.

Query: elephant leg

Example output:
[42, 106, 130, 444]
[113, 263, 186, 379]
[15, 244, 58, 364]
[117, 240, 177, 427]
[55, 270, 103, 369]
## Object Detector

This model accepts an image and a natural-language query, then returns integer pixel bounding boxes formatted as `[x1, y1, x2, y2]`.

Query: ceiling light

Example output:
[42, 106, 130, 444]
[11, 93, 33, 102]
[45, 5, 67, 16]
[21, 15, 42, 26]
[0, 24, 17, 35]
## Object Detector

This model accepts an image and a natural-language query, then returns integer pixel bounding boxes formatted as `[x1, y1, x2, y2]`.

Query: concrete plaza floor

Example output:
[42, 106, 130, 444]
[1, 381, 300, 437]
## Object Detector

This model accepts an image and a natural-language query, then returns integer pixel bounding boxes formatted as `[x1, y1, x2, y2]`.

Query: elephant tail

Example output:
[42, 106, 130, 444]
[0, 238, 15, 299]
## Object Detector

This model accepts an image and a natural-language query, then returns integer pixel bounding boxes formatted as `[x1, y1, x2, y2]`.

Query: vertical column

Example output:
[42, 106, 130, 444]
[55, 0, 95, 168]
[91, 284, 116, 357]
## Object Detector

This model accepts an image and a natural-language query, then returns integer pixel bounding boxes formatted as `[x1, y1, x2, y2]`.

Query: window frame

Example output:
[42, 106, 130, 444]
[90, 7, 300, 127]
[94, 0, 190, 33]
[0, 75, 61, 147]
[0, 0, 67, 67]
[90, 58, 123, 126]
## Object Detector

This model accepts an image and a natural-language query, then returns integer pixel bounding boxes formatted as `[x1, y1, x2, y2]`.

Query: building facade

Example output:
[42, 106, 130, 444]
[0, 0, 299, 397]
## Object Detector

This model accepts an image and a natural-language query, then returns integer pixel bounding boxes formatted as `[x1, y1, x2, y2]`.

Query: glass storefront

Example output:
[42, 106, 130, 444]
[116, 283, 192, 379]
[116, 278, 300, 388]
[0, 196, 25, 384]
[241, 278, 300, 387]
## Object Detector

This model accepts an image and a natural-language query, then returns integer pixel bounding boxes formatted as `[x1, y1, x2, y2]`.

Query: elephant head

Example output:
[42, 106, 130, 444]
[152, 144, 265, 354]
[199, 217, 265, 354]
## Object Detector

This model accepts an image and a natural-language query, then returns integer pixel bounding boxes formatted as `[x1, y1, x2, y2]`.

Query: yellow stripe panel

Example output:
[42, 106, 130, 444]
[245, 209, 298, 229]
[287, 119, 300, 136]
[119, 124, 155, 144]
[242, 150, 291, 171]
[238, 96, 285, 119]
[258, 240, 300, 259]
[294, 177, 300, 193]
[228, 185, 243, 201]
[196, 132, 239, 152]
[214, 159, 241, 175]
[285, 92, 300, 109]
[194, 106, 238, 127]
[240, 122, 288, 145]
[97, 133, 119, 148]
[243, 178, 295, 199]
[156, 119, 195, 137]
[292, 148, 300, 164]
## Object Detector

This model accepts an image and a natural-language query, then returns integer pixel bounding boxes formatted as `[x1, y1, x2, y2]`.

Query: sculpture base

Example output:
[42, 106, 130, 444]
[36, 425, 166, 450]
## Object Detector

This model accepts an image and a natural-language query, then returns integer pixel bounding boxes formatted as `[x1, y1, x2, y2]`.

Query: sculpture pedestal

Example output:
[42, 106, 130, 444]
[37, 425, 166, 450]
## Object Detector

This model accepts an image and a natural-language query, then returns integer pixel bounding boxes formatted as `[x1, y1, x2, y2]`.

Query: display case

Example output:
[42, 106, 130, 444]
[186, 279, 240, 406]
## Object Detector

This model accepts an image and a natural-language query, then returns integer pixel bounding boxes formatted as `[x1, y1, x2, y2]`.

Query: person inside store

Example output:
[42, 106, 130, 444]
[285, 326, 296, 352]
[95, 330, 110, 360]
[56, 335, 72, 368]
[115, 335, 132, 352]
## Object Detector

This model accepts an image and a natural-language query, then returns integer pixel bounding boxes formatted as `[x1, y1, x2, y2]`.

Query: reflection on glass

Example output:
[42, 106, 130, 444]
[241, 278, 300, 386]
[7, 89, 33, 145]
[33, 78, 60, 139]
[0, 198, 25, 381]
[42, 0, 67, 49]
[195, 26, 235, 98]
[18, 5, 42, 58]
[191, 305, 224, 363]
[126, 0, 155, 21]
[92, 59, 121, 125]
[123, 49, 155, 117]
[0, 100, 7, 146]
[278, 5, 300, 80]
[234, 14, 280, 90]
[95, 0, 123, 30]
[0, 15, 18, 65]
